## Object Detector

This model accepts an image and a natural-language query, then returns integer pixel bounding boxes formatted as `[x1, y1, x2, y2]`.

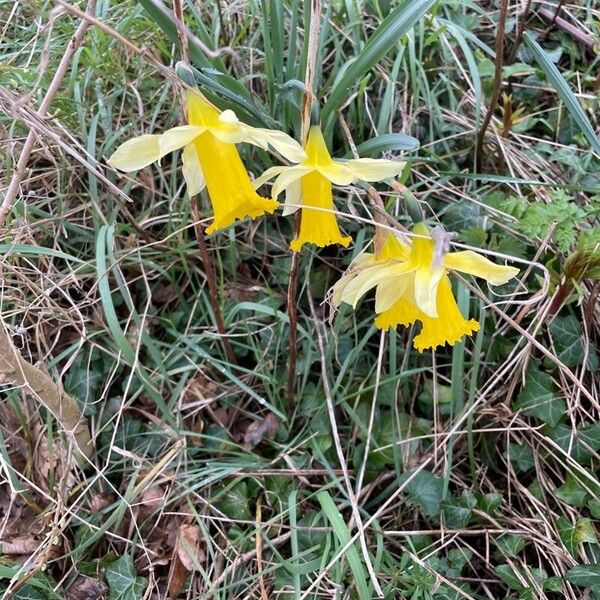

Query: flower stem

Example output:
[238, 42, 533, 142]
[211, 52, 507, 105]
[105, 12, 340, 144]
[191, 197, 237, 366]
[286, 0, 321, 403]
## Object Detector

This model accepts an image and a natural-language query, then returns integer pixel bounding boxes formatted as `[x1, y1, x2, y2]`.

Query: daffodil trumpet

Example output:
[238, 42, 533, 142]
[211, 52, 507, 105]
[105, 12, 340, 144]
[107, 89, 306, 234]
[332, 223, 519, 351]
[253, 124, 406, 252]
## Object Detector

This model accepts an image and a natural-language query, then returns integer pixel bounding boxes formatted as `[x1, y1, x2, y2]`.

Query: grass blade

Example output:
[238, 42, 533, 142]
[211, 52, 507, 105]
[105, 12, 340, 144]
[317, 490, 371, 600]
[322, 0, 436, 124]
[523, 31, 600, 155]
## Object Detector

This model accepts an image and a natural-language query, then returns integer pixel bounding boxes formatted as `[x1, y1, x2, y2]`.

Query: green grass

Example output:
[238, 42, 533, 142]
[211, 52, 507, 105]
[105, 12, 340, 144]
[1, 1, 599, 599]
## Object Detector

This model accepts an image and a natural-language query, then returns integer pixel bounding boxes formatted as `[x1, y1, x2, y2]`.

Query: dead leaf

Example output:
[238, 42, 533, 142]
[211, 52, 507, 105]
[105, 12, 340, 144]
[175, 523, 204, 571]
[168, 523, 204, 597]
[134, 485, 165, 523]
[0, 536, 40, 554]
[66, 575, 108, 600]
[243, 414, 279, 447]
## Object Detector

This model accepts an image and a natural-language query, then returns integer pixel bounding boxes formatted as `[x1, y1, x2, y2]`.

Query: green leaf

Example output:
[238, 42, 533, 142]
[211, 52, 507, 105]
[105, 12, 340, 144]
[106, 555, 146, 600]
[316, 491, 370, 600]
[352, 133, 420, 156]
[496, 533, 526, 558]
[495, 564, 524, 591]
[555, 516, 596, 557]
[523, 32, 600, 154]
[565, 564, 600, 589]
[441, 491, 477, 528]
[507, 442, 535, 472]
[549, 316, 598, 371]
[514, 364, 565, 427]
[322, 0, 436, 123]
[216, 481, 253, 521]
[555, 474, 589, 508]
[399, 469, 444, 517]
[548, 422, 600, 465]
[477, 492, 503, 514]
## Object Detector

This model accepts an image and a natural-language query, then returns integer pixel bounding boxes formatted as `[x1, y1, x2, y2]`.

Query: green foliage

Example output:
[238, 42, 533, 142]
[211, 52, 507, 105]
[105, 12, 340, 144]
[501, 190, 588, 253]
[399, 469, 444, 518]
[513, 363, 565, 427]
[565, 564, 600, 598]
[105, 556, 146, 600]
[549, 315, 598, 371]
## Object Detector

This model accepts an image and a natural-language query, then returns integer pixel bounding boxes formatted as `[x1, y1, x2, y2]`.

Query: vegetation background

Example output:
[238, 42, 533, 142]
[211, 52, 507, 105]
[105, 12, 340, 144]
[1, 0, 599, 598]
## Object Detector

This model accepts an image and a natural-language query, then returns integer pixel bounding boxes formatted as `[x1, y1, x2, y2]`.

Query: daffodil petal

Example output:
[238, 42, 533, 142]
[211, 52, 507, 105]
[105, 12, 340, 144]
[330, 252, 378, 306]
[252, 166, 289, 190]
[283, 178, 302, 216]
[182, 143, 205, 196]
[209, 120, 248, 144]
[272, 166, 313, 198]
[414, 265, 445, 318]
[107, 134, 161, 172]
[375, 273, 411, 312]
[318, 161, 354, 185]
[344, 158, 405, 182]
[159, 125, 205, 155]
[444, 251, 519, 285]
[244, 127, 307, 163]
[219, 109, 239, 124]
[341, 262, 415, 308]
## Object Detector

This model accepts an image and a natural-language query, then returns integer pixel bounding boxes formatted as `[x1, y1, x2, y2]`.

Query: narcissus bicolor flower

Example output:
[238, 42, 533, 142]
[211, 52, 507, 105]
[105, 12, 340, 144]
[332, 223, 519, 351]
[253, 125, 405, 252]
[107, 89, 306, 234]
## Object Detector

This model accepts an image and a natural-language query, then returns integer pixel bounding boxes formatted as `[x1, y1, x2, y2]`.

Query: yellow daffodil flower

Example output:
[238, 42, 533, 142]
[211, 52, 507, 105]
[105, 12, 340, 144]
[107, 89, 306, 234]
[253, 125, 405, 252]
[332, 223, 519, 351]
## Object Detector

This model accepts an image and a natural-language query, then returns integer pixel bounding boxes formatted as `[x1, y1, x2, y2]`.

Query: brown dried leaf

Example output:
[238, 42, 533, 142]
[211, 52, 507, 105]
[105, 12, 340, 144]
[175, 523, 204, 571]
[168, 523, 204, 597]
[243, 413, 279, 447]
[66, 575, 108, 600]
[0, 536, 40, 555]
[134, 485, 165, 523]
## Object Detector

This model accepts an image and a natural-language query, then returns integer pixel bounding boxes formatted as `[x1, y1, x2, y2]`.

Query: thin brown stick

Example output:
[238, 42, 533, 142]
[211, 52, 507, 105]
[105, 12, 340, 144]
[190, 198, 237, 365]
[508, 0, 534, 64]
[0, 0, 96, 231]
[0, 319, 92, 460]
[172, 0, 190, 64]
[286, 233, 301, 404]
[286, 0, 321, 403]
[475, 0, 509, 170]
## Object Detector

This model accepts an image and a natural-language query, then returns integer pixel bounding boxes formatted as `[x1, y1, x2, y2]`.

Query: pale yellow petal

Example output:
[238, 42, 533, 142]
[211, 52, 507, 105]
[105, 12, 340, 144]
[444, 250, 519, 285]
[317, 161, 354, 185]
[282, 178, 302, 216]
[414, 265, 445, 318]
[159, 125, 205, 155]
[244, 128, 307, 163]
[252, 166, 289, 190]
[345, 158, 405, 182]
[182, 143, 205, 196]
[341, 263, 414, 308]
[107, 135, 161, 172]
[375, 274, 411, 313]
[272, 166, 313, 197]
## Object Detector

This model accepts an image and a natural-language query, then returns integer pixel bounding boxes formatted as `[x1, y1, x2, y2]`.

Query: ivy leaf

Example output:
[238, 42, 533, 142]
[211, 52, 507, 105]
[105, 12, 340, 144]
[514, 365, 565, 427]
[555, 474, 589, 508]
[507, 442, 535, 472]
[442, 491, 477, 528]
[495, 564, 524, 590]
[548, 422, 600, 465]
[565, 564, 600, 590]
[549, 316, 598, 371]
[496, 533, 526, 558]
[106, 555, 146, 600]
[556, 516, 597, 558]
[399, 469, 444, 517]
